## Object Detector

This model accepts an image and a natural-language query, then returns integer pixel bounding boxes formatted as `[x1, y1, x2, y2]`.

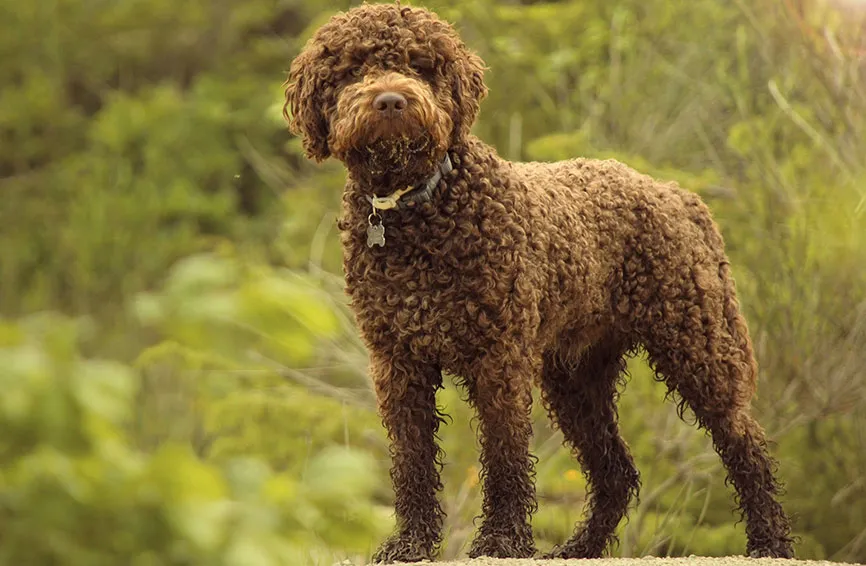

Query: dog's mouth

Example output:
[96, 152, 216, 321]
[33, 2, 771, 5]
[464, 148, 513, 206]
[365, 111, 423, 140]
[336, 112, 449, 193]
[334, 102, 438, 149]
[365, 134, 433, 170]
[331, 107, 433, 154]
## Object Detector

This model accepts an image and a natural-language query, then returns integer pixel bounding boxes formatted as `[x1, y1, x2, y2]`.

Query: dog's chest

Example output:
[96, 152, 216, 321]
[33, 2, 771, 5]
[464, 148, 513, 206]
[345, 240, 516, 368]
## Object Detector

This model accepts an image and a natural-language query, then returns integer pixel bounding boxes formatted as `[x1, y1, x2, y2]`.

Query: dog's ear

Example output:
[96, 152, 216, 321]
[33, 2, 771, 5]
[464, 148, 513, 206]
[450, 48, 488, 141]
[283, 48, 331, 162]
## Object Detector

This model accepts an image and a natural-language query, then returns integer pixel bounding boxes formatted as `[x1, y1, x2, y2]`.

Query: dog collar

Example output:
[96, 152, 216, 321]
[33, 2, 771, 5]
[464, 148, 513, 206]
[366, 152, 453, 212]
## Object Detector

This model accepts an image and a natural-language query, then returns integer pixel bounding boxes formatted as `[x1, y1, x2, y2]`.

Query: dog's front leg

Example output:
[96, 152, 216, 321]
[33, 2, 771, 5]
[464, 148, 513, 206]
[370, 350, 445, 563]
[466, 351, 538, 559]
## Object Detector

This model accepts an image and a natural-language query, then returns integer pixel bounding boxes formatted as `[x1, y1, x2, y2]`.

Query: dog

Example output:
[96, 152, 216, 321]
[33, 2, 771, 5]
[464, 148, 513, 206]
[283, 3, 795, 562]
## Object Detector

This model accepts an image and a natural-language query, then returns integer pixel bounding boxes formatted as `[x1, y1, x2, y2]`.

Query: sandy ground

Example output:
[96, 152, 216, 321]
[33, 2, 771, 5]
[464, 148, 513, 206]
[401, 558, 863, 566]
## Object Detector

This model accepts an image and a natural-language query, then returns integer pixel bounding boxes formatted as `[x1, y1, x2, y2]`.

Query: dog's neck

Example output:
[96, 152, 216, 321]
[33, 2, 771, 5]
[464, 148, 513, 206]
[357, 152, 452, 212]
[339, 136, 497, 218]
[336, 137, 506, 250]
[344, 149, 449, 197]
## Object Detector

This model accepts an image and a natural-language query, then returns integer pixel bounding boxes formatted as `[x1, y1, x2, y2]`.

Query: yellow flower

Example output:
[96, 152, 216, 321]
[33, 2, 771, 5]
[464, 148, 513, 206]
[467, 465, 480, 487]
[564, 469, 581, 482]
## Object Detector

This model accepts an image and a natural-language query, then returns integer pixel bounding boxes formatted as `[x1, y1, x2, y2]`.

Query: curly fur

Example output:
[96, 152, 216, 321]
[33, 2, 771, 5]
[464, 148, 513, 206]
[284, 3, 794, 562]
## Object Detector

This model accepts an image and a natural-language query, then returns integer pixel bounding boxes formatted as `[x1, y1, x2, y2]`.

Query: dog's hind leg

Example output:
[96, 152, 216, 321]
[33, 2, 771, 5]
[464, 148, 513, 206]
[642, 262, 794, 558]
[540, 337, 640, 559]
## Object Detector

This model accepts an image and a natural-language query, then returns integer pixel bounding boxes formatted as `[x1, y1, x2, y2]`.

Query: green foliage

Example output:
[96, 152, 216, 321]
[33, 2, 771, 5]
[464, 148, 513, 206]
[3, 0, 865, 562]
[132, 253, 384, 482]
[0, 0, 308, 319]
[0, 314, 384, 565]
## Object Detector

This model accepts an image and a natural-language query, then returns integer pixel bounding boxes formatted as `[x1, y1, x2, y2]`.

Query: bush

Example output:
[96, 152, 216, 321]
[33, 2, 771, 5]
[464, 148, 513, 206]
[0, 310, 384, 565]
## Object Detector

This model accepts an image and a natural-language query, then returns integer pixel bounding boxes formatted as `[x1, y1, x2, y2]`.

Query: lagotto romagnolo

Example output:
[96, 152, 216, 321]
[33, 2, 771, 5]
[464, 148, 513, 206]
[283, 3, 794, 562]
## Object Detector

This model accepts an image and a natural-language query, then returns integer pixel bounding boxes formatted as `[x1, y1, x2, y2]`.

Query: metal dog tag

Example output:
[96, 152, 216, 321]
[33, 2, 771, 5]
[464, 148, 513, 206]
[366, 221, 386, 247]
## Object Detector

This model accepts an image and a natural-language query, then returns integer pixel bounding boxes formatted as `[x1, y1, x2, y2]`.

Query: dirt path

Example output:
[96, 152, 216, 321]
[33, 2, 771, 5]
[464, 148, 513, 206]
[426, 557, 862, 566]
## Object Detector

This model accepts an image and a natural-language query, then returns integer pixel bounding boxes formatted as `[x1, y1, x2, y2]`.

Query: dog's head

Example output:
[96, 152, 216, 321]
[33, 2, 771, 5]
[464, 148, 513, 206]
[283, 4, 487, 180]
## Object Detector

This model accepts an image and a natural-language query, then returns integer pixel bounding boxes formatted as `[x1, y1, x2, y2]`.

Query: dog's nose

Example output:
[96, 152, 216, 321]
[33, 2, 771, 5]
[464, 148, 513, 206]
[373, 92, 407, 114]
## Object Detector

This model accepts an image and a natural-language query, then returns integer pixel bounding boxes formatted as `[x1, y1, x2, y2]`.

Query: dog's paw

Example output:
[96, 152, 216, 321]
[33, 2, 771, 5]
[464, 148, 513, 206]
[748, 543, 795, 559]
[468, 531, 536, 559]
[371, 534, 434, 564]
[543, 534, 605, 560]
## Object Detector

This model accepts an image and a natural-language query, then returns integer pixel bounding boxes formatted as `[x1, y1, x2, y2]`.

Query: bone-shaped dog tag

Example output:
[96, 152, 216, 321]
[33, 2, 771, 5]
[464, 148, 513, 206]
[366, 222, 386, 247]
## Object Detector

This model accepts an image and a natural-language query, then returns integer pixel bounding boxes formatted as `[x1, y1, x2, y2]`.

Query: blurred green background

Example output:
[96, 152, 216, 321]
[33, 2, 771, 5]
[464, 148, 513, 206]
[1, 0, 865, 563]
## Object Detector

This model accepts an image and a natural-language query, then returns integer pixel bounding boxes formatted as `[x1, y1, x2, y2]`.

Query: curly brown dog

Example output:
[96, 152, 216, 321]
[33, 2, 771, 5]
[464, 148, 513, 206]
[284, 3, 794, 562]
